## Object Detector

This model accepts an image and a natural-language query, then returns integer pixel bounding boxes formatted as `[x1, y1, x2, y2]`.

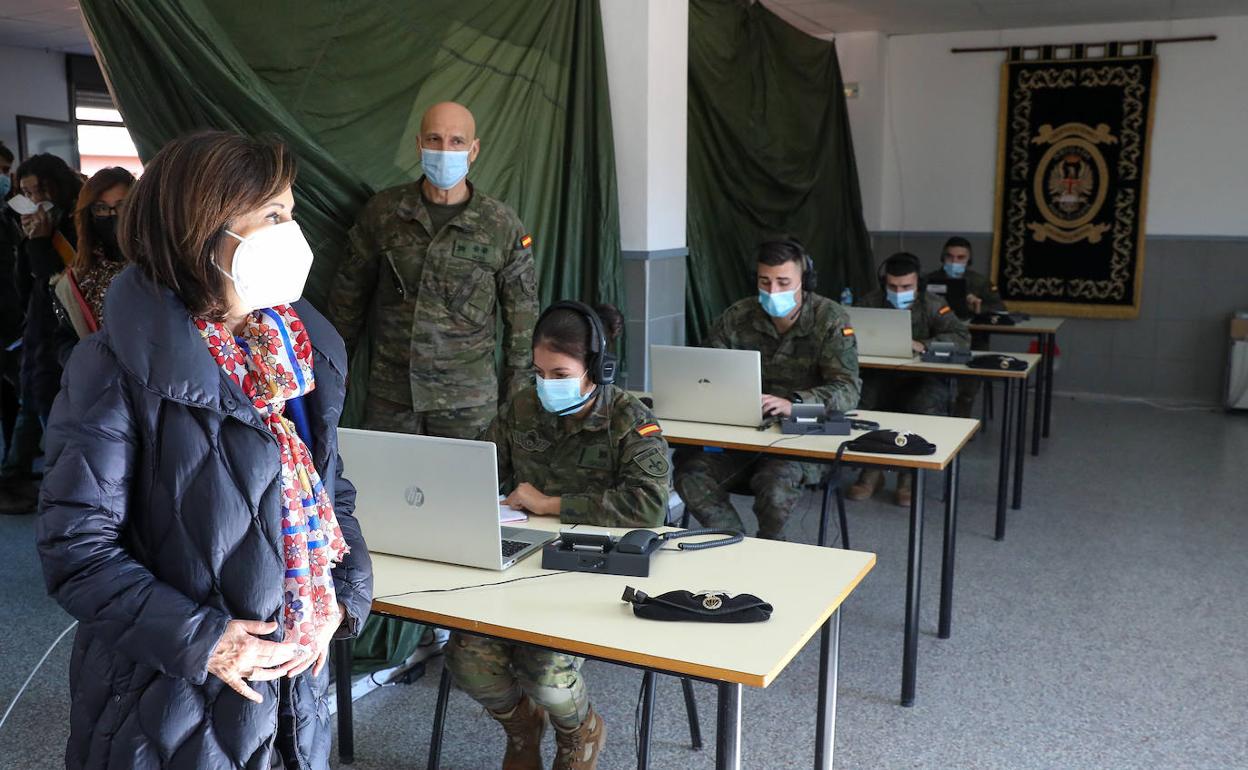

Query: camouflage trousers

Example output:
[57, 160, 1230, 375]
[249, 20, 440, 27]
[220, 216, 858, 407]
[672, 448, 826, 540]
[362, 395, 497, 440]
[859, 372, 950, 416]
[444, 632, 588, 729]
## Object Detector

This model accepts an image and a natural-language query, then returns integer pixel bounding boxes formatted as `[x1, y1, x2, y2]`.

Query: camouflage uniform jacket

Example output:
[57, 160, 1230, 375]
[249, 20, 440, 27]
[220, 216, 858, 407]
[705, 292, 861, 412]
[860, 289, 972, 349]
[327, 180, 538, 411]
[924, 268, 1006, 318]
[488, 382, 669, 529]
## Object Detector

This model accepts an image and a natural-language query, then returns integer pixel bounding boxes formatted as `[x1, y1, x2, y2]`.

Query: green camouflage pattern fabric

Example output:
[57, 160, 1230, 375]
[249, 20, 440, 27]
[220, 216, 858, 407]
[488, 381, 670, 528]
[924, 267, 1006, 318]
[327, 180, 538, 412]
[674, 448, 830, 540]
[858, 289, 971, 348]
[703, 292, 861, 411]
[856, 289, 969, 415]
[362, 395, 496, 440]
[444, 633, 588, 729]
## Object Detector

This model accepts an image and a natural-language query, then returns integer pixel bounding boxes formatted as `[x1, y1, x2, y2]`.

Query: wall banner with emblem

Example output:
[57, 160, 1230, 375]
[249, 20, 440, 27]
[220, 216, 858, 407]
[990, 43, 1158, 319]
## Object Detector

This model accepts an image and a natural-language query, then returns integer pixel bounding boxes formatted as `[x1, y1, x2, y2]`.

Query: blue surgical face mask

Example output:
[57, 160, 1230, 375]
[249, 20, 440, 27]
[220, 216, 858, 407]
[943, 261, 967, 279]
[758, 288, 798, 318]
[421, 147, 471, 190]
[0, 176, 10, 199]
[535, 374, 593, 415]
[887, 289, 916, 310]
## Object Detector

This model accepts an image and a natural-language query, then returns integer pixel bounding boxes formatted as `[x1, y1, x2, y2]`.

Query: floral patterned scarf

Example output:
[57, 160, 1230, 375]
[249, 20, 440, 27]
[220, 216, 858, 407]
[196, 305, 349, 651]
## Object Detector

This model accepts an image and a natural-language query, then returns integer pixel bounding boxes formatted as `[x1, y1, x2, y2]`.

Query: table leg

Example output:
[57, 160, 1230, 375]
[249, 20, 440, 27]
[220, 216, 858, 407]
[427, 666, 452, 770]
[901, 467, 924, 707]
[1031, 333, 1045, 457]
[1012, 374, 1028, 510]
[715, 682, 743, 770]
[813, 608, 841, 770]
[994, 374, 1014, 542]
[818, 478, 834, 548]
[638, 671, 657, 769]
[333, 638, 354, 764]
[680, 677, 704, 750]
[1043, 332, 1056, 439]
[938, 455, 960, 640]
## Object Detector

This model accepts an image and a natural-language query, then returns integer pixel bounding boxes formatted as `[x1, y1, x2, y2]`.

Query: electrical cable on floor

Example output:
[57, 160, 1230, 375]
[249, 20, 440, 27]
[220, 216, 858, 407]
[0, 620, 77, 734]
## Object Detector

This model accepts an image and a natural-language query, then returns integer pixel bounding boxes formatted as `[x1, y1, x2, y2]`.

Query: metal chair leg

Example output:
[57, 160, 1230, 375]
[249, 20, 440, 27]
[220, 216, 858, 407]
[680, 677, 704, 750]
[333, 638, 354, 764]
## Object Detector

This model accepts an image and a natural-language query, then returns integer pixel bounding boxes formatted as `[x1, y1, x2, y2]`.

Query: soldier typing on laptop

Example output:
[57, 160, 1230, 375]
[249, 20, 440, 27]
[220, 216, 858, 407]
[672, 237, 860, 541]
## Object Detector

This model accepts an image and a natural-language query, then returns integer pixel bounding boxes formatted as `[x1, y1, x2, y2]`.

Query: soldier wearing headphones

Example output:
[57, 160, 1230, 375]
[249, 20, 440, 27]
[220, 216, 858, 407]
[849, 251, 970, 506]
[925, 236, 1006, 417]
[444, 301, 668, 770]
[673, 236, 860, 541]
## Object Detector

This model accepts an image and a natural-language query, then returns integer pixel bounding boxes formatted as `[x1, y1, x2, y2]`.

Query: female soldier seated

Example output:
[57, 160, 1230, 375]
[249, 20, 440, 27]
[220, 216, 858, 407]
[444, 301, 670, 770]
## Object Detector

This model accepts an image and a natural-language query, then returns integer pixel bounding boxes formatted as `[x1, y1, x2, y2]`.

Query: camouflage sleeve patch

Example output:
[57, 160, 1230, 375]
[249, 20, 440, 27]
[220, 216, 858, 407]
[842, 326, 855, 337]
[631, 446, 671, 478]
[517, 233, 533, 250]
[939, 305, 952, 315]
[636, 422, 662, 437]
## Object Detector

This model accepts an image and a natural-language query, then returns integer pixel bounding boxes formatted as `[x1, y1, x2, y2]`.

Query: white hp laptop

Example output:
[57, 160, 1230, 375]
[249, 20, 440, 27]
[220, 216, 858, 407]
[848, 307, 914, 361]
[337, 428, 555, 570]
[650, 345, 763, 427]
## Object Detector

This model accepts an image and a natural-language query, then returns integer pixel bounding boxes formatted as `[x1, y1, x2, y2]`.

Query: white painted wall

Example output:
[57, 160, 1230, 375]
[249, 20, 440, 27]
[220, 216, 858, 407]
[0, 44, 70, 160]
[600, 0, 688, 252]
[829, 31, 887, 231]
[840, 15, 1248, 236]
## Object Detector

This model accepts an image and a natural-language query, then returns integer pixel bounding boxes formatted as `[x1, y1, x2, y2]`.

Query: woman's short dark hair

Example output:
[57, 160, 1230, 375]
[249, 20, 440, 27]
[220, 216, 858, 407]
[534, 303, 623, 364]
[74, 167, 135, 270]
[119, 131, 296, 321]
[15, 153, 83, 212]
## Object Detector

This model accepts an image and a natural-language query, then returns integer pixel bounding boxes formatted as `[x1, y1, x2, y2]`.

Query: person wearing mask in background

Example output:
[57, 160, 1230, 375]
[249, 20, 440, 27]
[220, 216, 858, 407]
[327, 100, 538, 668]
[0, 154, 81, 514]
[0, 140, 39, 514]
[849, 252, 970, 505]
[49, 167, 135, 357]
[445, 302, 667, 770]
[925, 236, 1006, 417]
[673, 237, 860, 540]
[36, 130, 373, 770]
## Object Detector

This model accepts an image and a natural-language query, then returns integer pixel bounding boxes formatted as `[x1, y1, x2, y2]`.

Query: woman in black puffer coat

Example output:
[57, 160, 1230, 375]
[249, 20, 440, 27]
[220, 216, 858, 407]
[36, 131, 373, 769]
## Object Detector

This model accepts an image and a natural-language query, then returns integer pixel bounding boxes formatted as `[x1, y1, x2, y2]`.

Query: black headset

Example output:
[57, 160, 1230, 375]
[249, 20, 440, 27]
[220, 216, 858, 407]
[759, 236, 817, 292]
[877, 252, 925, 295]
[536, 300, 618, 385]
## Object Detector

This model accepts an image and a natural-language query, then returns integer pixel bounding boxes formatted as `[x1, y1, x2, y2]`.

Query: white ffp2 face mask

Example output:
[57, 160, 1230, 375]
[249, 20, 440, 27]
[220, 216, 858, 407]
[217, 220, 314, 311]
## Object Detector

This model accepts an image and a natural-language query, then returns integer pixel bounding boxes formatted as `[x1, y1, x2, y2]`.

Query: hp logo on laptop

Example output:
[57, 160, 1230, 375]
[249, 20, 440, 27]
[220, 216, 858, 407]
[405, 485, 425, 507]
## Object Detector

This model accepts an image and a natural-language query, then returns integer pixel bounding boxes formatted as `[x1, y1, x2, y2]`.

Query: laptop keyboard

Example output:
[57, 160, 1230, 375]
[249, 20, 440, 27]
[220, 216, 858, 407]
[501, 539, 530, 559]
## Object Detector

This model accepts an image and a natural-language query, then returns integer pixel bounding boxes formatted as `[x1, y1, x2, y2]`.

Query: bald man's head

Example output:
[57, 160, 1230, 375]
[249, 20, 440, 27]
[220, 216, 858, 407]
[419, 102, 479, 158]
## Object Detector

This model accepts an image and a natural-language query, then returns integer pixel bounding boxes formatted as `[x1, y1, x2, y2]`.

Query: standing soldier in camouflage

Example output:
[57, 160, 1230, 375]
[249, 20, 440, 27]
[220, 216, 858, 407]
[328, 100, 538, 441]
[444, 302, 667, 770]
[673, 238, 860, 541]
[925, 236, 1006, 417]
[327, 100, 538, 672]
[849, 251, 970, 506]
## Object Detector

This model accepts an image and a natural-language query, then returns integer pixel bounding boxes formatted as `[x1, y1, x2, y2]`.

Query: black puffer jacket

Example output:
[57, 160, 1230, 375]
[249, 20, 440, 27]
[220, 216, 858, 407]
[36, 267, 373, 769]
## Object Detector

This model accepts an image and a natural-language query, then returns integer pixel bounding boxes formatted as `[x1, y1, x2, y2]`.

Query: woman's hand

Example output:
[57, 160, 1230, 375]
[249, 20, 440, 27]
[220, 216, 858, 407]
[505, 482, 560, 517]
[21, 209, 53, 239]
[206, 619, 305, 703]
[287, 602, 346, 679]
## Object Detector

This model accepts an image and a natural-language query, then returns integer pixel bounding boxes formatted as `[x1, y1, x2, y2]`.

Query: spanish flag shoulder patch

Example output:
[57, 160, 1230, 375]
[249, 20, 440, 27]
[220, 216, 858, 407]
[939, 305, 952, 315]
[842, 326, 855, 337]
[637, 423, 662, 437]
[518, 234, 534, 249]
